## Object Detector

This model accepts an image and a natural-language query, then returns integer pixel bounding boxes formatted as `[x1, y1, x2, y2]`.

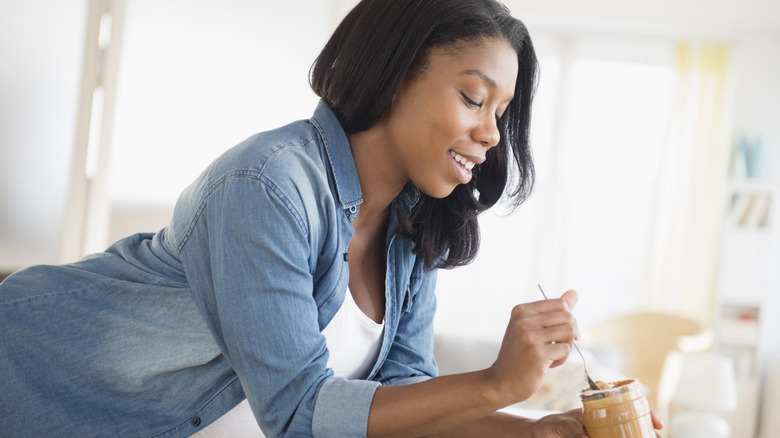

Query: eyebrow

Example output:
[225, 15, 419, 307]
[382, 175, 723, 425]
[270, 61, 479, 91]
[460, 69, 514, 105]
[460, 69, 497, 88]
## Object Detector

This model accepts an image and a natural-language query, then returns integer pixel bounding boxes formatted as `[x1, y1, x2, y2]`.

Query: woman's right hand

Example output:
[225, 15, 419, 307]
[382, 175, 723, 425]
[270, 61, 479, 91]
[367, 289, 581, 437]
[487, 289, 580, 405]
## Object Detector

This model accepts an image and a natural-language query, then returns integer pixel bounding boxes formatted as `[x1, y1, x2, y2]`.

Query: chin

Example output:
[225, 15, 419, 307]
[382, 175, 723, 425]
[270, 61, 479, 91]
[419, 183, 460, 199]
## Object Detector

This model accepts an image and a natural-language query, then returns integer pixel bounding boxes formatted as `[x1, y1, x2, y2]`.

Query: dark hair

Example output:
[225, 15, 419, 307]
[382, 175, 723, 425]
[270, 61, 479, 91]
[310, 0, 538, 270]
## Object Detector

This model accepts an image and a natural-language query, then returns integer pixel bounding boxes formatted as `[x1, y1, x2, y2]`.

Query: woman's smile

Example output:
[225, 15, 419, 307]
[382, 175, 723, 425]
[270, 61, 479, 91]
[449, 150, 477, 184]
[369, 38, 518, 199]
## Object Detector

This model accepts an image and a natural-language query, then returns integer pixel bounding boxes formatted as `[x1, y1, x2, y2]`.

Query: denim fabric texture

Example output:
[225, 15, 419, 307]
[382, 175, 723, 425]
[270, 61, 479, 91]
[0, 101, 439, 437]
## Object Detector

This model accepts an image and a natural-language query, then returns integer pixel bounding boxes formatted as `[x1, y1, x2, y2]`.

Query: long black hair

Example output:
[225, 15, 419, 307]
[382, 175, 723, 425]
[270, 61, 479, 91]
[310, 0, 538, 270]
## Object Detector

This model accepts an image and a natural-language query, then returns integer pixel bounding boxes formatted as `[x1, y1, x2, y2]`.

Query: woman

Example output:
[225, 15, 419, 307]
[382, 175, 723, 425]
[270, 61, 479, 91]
[1, 0, 661, 437]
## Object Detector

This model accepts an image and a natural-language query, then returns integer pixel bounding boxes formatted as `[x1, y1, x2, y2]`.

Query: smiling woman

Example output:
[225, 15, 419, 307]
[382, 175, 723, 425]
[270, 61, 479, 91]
[351, 39, 518, 199]
[0, 1, 661, 437]
[310, 0, 539, 274]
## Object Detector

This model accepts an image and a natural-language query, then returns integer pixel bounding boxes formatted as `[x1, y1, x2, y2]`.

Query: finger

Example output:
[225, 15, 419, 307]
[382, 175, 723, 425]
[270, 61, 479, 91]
[507, 335, 571, 369]
[565, 408, 587, 438]
[650, 410, 665, 430]
[557, 290, 581, 340]
[518, 297, 581, 339]
[512, 303, 577, 329]
[560, 289, 579, 310]
[514, 296, 573, 316]
[541, 341, 573, 367]
[550, 359, 566, 368]
[514, 310, 578, 342]
[543, 323, 578, 345]
[509, 322, 574, 355]
[570, 407, 584, 422]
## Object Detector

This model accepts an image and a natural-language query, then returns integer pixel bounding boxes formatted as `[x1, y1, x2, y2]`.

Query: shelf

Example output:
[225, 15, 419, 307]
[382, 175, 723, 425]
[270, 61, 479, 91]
[717, 303, 761, 378]
[718, 320, 760, 346]
[725, 179, 773, 230]
[727, 192, 772, 229]
[727, 179, 774, 193]
[720, 344, 760, 379]
[721, 302, 761, 319]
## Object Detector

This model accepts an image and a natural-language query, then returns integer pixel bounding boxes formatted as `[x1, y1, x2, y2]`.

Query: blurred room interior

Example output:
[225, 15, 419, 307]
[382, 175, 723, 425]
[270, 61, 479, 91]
[1, 1, 778, 437]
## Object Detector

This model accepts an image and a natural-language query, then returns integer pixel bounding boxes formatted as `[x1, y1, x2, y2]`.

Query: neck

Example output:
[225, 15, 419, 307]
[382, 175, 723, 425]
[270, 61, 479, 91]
[347, 122, 408, 222]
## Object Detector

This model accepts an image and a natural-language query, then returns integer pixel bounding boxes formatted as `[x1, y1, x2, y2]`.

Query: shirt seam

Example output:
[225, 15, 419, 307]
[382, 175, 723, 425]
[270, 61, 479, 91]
[149, 375, 241, 438]
[176, 143, 314, 253]
[0, 276, 119, 306]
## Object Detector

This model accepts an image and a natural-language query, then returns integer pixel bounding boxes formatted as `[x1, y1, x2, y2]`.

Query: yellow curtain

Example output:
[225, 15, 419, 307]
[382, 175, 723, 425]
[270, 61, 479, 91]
[644, 42, 732, 326]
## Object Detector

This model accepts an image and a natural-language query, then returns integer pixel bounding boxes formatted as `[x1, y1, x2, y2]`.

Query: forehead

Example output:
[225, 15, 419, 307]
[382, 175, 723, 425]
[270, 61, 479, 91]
[424, 38, 518, 98]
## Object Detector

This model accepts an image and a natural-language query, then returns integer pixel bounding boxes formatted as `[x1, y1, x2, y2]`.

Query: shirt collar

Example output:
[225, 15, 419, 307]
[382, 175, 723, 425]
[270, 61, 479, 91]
[310, 100, 363, 211]
[310, 100, 421, 214]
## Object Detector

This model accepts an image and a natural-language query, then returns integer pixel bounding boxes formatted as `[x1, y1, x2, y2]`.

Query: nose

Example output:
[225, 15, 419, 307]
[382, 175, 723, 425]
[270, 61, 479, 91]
[472, 113, 501, 149]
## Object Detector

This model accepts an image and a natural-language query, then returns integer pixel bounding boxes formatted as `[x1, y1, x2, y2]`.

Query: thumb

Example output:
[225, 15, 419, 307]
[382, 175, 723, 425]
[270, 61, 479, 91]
[560, 289, 579, 310]
[560, 289, 581, 342]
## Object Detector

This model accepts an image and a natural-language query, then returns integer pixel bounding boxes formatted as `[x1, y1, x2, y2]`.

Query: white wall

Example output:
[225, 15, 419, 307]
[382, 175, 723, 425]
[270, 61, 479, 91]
[505, 0, 780, 38]
[107, 0, 335, 207]
[731, 35, 780, 364]
[0, 0, 347, 271]
[729, 35, 780, 438]
[0, 0, 87, 271]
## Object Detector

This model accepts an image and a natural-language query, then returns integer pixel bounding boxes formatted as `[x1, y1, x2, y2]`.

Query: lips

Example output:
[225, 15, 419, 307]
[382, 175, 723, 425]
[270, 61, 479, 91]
[449, 150, 478, 185]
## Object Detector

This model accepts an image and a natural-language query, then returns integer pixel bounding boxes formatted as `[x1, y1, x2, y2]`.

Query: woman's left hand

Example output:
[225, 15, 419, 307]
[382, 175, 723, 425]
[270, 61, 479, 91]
[529, 409, 586, 438]
[650, 410, 665, 437]
[527, 408, 665, 438]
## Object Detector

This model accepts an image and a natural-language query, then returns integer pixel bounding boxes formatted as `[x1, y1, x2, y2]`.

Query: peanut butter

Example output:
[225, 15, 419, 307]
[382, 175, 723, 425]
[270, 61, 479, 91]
[580, 379, 655, 438]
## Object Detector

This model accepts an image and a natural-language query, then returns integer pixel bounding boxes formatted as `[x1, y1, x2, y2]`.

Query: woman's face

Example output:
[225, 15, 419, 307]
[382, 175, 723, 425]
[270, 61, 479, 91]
[381, 38, 518, 198]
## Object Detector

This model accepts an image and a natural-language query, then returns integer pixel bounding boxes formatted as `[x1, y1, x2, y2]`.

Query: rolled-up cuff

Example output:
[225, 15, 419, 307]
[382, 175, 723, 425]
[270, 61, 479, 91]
[382, 375, 431, 386]
[312, 377, 381, 437]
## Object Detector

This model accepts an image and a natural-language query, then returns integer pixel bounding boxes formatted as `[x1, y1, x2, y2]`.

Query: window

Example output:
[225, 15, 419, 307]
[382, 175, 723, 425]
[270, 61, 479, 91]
[435, 34, 677, 338]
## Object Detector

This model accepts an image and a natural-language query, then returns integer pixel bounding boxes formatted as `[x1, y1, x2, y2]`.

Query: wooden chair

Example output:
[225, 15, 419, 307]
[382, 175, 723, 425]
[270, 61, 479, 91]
[584, 312, 710, 414]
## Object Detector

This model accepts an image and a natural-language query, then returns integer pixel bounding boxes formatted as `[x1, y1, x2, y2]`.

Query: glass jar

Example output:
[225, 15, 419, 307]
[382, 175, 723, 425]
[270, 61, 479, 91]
[580, 379, 655, 438]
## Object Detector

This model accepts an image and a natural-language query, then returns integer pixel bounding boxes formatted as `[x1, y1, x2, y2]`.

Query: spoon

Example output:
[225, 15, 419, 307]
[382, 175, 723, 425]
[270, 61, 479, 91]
[537, 284, 601, 391]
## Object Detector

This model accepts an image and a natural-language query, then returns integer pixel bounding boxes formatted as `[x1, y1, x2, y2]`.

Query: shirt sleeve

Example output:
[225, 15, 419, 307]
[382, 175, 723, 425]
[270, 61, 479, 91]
[183, 173, 379, 437]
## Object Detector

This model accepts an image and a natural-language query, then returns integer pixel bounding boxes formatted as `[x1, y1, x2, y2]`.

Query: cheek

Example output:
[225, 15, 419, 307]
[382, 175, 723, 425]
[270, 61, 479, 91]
[423, 107, 466, 142]
[429, 118, 468, 156]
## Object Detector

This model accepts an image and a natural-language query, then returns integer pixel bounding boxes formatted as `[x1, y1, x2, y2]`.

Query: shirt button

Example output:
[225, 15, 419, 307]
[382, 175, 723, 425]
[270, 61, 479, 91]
[191, 417, 202, 427]
[349, 205, 357, 214]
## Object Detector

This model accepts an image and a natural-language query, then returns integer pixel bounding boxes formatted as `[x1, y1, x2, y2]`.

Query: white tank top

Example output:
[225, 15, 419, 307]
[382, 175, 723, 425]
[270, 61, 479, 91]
[191, 289, 385, 438]
[320, 287, 385, 379]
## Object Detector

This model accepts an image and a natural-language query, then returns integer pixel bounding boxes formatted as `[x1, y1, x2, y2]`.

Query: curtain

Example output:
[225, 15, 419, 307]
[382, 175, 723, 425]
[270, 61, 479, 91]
[644, 42, 733, 325]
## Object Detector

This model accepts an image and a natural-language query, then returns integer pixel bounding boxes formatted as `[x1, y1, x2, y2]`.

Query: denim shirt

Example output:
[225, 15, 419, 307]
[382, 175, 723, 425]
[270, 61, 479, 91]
[0, 101, 438, 438]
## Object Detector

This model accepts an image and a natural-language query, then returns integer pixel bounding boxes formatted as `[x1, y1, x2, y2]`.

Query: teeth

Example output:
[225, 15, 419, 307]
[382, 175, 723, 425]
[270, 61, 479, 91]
[449, 150, 475, 169]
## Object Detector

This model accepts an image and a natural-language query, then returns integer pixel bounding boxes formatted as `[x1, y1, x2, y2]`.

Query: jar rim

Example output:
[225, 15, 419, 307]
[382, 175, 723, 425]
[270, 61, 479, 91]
[580, 379, 639, 401]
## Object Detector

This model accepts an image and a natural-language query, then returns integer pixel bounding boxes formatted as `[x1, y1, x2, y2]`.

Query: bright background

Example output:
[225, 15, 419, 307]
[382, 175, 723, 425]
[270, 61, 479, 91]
[1, 1, 779, 436]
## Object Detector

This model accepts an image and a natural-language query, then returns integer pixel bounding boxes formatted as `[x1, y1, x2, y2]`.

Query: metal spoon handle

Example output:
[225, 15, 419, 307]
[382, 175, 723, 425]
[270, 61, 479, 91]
[537, 284, 600, 391]
[572, 342, 600, 390]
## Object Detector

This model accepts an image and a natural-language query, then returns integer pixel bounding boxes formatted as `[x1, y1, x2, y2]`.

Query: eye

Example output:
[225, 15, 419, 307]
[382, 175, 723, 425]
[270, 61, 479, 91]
[460, 92, 482, 109]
